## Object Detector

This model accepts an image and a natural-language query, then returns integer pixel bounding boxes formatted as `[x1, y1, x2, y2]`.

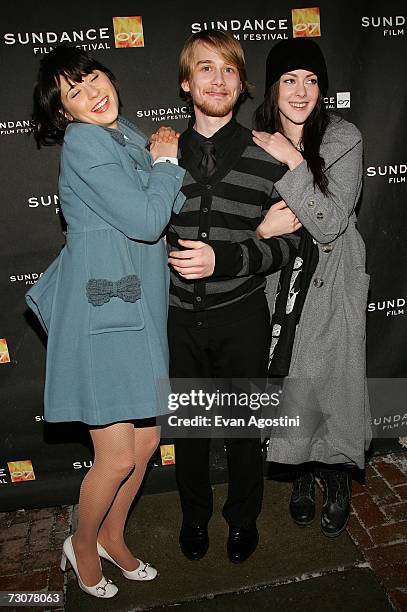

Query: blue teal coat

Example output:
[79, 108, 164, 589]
[26, 117, 185, 425]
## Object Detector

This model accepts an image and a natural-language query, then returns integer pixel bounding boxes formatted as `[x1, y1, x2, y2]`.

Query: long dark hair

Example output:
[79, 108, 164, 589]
[254, 81, 331, 195]
[32, 45, 119, 147]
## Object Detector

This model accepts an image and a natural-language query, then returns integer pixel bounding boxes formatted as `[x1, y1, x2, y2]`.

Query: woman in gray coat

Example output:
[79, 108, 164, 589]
[27, 47, 185, 598]
[253, 38, 371, 538]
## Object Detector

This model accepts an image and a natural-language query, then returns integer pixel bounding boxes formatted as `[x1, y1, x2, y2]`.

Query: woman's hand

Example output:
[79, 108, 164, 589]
[149, 126, 180, 161]
[256, 200, 302, 239]
[252, 130, 304, 170]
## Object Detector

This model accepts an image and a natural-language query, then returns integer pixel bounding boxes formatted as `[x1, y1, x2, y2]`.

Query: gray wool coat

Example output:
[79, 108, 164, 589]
[265, 116, 371, 469]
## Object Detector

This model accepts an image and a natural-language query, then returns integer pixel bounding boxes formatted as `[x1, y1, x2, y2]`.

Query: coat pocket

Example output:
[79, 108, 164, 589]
[342, 268, 370, 340]
[88, 292, 145, 334]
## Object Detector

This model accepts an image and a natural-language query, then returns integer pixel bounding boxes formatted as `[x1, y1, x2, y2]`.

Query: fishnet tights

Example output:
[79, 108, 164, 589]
[71, 422, 159, 586]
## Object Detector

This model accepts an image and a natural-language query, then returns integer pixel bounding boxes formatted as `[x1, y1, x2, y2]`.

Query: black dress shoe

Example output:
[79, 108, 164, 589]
[318, 467, 352, 538]
[227, 523, 259, 563]
[289, 470, 316, 526]
[179, 524, 209, 560]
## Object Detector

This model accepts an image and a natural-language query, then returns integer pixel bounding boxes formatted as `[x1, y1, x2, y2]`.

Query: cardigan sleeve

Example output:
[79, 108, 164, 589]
[274, 121, 362, 245]
[63, 123, 185, 242]
[211, 184, 299, 278]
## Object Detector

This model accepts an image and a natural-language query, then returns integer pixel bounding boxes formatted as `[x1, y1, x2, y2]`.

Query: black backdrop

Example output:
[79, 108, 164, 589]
[1, 0, 406, 511]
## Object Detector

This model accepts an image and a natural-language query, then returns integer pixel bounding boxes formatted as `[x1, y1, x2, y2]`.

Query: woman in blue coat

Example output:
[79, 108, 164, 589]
[26, 46, 185, 598]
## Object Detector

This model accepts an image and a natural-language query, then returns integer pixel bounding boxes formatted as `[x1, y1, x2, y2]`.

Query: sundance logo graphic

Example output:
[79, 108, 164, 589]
[362, 15, 405, 37]
[0, 339, 11, 364]
[28, 194, 60, 213]
[291, 7, 321, 38]
[366, 163, 406, 184]
[0, 119, 32, 136]
[9, 272, 43, 285]
[113, 16, 144, 48]
[324, 92, 350, 110]
[368, 297, 407, 318]
[136, 105, 191, 122]
[8, 460, 36, 483]
[3, 28, 110, 55]
[191, 19, 289, 42]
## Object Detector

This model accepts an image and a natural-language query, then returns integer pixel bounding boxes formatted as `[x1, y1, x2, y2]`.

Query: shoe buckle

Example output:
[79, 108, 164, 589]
[137, 562, 149, 578]
[96, 579, 111, 596]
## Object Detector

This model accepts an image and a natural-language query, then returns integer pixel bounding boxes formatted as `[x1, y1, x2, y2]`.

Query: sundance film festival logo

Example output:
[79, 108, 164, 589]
[9, 272, 43, 286]
[191, 18, 289, 41]
[324, 92, 351, 110]
[0, 119, 32, 136]
[366, 163, 406, 184]
[291, 7, 321, 37]
[3, 27, 111, 55]
[73, 460, 93, 470]
[368, 297, 407, 318]
[2, 16, 145, 55]
[362, 15, 405, 37]
[28, 194, 60, 213]
[372, 413, 407, 432]
[112, 16, 144, 48]
[7, 460, 36, 483]
[136, 105, 191, 123]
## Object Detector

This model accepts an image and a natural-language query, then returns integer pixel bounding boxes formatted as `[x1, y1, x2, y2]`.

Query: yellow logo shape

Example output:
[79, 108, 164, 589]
[8, 460, 36, 483]
[292, 7, 321, 37]
[160, 444, 175, 466]
[0, 338, 10, 364]
[113, 16, 144, 48]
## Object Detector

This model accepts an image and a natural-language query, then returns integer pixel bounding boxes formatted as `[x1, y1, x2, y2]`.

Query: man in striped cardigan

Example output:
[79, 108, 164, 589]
[166, 30, 300, 564]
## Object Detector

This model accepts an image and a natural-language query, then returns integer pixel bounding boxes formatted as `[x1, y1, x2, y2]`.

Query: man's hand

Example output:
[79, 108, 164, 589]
[256, 200, 302, 239]
[168, 239, 215, 279]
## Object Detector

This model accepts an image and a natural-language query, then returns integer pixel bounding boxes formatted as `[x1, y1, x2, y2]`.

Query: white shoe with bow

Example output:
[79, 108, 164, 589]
[97, 542, 158, 581]
[60, 536, 118, 598]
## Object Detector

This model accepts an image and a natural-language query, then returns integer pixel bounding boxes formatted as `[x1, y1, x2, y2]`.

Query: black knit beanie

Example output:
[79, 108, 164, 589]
[265, 38, 328, 96]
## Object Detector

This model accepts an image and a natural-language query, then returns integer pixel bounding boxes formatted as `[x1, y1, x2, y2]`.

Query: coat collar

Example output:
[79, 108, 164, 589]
[102, 116, 147, 147]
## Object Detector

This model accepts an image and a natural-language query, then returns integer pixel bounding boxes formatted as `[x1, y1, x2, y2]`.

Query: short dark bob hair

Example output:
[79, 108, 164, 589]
[32, 45, 119, 147]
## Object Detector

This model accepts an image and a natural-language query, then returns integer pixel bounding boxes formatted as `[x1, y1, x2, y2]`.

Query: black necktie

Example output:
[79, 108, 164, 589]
[198, 141, 216, 179]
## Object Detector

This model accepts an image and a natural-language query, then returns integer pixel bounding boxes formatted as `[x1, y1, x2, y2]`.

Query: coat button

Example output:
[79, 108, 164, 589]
[308, 200, 315, 208]
[202, 207, 209, 213]
[197, 321, 203, 326]
[313, 277, 324, 288]
[201, 232, 207, 238]
[196, 296, 202, 302]
[322, 243, 333, 253]
[316, 211, 324, 219]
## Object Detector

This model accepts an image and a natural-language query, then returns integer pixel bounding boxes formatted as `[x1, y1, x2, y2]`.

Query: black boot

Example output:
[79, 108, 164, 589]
[319, 467, 352, 538]
[289, 470, 315, 526]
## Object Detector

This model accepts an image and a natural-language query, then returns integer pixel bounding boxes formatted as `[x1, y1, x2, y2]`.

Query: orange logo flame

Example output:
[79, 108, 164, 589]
[0, 338, 10, 364]
[112, 16, 144, 48]
[8, 460, 36, 483]
[292, 7, 321, 38]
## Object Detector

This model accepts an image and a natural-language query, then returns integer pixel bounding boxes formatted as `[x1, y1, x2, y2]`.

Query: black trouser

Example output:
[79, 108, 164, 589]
[168, 292, 271, 528]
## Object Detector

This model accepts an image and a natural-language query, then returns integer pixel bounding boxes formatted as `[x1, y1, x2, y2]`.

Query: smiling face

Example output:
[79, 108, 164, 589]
[181, 42, 242, 120]
[277, 69, 320, 130]
[58, 70, 119, 129]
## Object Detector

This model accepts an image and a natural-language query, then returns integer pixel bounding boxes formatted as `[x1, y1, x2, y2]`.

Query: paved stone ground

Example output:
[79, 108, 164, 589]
[0, 451, 406, 611]
[347, 452, 407, 612]
[0, 507, 71, 611]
